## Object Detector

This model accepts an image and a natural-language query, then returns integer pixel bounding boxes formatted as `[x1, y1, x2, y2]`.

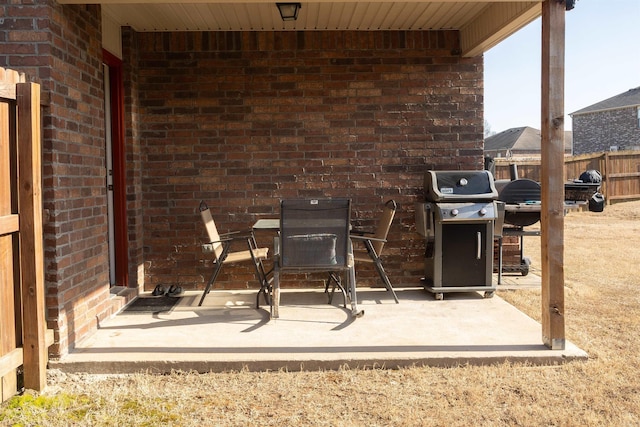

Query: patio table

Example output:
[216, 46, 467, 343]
[252, 218, 279, 231]
[252, 219, 363, 320]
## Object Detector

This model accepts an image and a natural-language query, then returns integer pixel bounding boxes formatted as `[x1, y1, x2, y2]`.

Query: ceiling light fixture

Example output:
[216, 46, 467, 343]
[276, 3, 301, 21]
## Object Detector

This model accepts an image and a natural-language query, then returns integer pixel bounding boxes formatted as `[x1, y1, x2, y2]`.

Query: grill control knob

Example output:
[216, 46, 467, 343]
[458, 178, 468, 186]
[450, 209, 459, 217]
[479, 208, 487, 216]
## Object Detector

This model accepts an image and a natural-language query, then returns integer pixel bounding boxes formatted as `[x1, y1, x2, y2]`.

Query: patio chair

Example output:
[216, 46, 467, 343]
[327, 199, 399, 303]
[197, 201, 272, 307]
[271, 198, 362, 319]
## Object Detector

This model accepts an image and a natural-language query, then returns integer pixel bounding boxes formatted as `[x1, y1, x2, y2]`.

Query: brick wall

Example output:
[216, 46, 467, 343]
[0, 2, 111, 357]
[573, 107, 640, 154]
[0, 17, 487, 354]
[131, 31, 484, 291]
[122, 27, 145, 288]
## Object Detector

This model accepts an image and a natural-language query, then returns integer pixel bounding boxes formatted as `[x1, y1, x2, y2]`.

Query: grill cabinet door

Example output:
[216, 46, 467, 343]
[441, 223, 488, 287]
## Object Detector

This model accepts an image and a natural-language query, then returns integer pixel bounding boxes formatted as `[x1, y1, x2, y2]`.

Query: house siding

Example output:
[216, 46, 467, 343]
[573, 107, 640, 154]
[130, 31, 484, 292]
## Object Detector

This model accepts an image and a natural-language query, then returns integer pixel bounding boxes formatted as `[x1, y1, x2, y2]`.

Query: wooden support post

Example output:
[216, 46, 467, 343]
[17, 82, 47, 391]
[540, 0, 566, 350]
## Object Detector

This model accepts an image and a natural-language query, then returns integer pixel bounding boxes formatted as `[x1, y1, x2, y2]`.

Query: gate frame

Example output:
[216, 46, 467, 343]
[0, 68, 49, 400]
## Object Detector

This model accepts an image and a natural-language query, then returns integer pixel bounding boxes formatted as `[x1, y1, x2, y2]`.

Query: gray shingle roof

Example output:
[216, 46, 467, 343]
[571, 86, 640, 116]
[485, 126, 540, 152]
[484, 126, 572, 154]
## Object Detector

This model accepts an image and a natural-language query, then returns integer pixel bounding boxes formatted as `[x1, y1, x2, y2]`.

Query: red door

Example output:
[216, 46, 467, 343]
[103, 50, 128, 287]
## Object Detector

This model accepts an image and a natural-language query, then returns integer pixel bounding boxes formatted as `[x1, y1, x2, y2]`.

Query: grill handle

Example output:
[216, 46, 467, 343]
[476, 232, 481, 260]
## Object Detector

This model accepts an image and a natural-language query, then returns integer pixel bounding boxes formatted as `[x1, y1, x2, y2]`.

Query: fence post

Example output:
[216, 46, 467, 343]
[17, 81, 47, 392]
[603, 152, 609, 204]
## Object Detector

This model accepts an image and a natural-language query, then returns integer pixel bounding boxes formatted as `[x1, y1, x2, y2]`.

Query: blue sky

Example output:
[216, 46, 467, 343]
[484, 0, 640, 134]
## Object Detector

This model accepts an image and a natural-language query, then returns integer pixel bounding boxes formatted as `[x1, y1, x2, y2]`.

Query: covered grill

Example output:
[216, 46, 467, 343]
[415, 170, 499, 300]
[495, 178, 541, 227]
[493, 178, 542, 277]
[494, 168, 602, 277]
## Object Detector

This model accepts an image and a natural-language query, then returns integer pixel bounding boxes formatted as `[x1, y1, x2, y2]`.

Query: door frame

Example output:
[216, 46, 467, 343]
[103, 49, 129, 287]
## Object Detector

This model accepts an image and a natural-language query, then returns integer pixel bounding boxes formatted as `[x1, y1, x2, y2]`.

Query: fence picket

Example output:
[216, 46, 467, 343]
[494, 151, 640, 203]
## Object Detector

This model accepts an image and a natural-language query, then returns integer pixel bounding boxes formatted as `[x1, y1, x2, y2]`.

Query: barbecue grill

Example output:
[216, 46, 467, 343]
[566, 169, 603, 212]
[415, 170, 499, 300]
[493, 171, 600, 278]
[495, 178, 541, 227]
[493, 178, 542, 277]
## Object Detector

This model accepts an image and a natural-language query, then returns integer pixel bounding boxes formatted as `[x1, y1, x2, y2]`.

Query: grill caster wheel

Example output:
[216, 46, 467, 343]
[484, 291, 494, 298]
[434, 293, 444, 301]
[521, 257, 531, 276]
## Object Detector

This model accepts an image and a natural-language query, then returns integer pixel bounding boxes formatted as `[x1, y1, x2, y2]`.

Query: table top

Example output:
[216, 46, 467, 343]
[252, 219, 279, 230]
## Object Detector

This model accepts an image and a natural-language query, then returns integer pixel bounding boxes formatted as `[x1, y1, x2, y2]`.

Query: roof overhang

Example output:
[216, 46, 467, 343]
[57, 0, 542, 57]
[571, 104, 640, 117]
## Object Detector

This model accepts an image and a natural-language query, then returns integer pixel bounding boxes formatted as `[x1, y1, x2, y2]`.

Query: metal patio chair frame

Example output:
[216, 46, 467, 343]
[197, 201, 272, 308]
[271, 198, 363, 319]
[327, 199, 399, 303]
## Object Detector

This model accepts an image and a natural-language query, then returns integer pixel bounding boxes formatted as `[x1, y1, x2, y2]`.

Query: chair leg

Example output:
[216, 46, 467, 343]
[271, 266, 280, 319]
[255, 266, 272, 309]
[326, 272, 348, 308]
[248, 234, 272, 309]
[324, 274, 334, 298]
[373, 259, 399, 303]
[198, 261, 224, 306]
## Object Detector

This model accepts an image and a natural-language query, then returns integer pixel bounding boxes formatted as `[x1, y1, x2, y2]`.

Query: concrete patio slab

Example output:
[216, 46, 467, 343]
[50, 274, 587, 374]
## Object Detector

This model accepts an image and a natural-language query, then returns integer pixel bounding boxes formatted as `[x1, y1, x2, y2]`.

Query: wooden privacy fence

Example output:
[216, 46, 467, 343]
[493, 151, 640, 204]
[0, 67, 50, 401]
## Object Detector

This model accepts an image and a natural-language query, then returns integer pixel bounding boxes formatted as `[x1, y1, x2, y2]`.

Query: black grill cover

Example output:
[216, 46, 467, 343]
[579, 170, 602, 184]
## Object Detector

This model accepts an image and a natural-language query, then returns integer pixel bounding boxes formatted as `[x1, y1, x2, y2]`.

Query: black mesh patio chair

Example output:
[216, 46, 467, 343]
[271, 198, 363, 319]
[198, 201, 272, 308]
[326, 199, 399, 303]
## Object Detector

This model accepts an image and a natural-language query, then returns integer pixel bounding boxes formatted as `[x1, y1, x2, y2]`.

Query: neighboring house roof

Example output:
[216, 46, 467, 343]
[571, 86, 640, 116]
[485, 126, 572, 155]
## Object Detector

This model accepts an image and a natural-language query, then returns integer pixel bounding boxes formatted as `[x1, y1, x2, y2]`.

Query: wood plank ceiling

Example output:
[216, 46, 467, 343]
[58, 1, 543, 56]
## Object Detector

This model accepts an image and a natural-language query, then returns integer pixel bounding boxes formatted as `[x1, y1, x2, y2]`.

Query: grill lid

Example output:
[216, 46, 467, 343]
[495, 179, 541, 204]
[424, 170, 498, 202]
[495, 179, 541, 227]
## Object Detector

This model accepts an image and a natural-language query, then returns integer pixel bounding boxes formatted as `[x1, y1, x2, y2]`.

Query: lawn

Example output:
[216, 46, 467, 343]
[2, 200, 639, 426]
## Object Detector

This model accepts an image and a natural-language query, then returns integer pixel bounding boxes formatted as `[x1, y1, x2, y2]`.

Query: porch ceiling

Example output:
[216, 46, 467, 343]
[58, 0, 543, 56]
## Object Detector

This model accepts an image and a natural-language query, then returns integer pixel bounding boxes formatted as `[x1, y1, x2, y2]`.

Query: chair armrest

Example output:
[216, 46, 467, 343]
[350, 228, 374, 236]
[219, 230, 257, 241]
[350, 235, 386, 243]
[218, 230, 244, 238]
[201, 231, 255, 254]
[204, 235, 245, 244]
[204, 238, 229, 245]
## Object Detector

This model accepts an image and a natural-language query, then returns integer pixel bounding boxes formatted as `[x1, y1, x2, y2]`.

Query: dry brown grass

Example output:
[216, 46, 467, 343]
[2, 201, 640, 426]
